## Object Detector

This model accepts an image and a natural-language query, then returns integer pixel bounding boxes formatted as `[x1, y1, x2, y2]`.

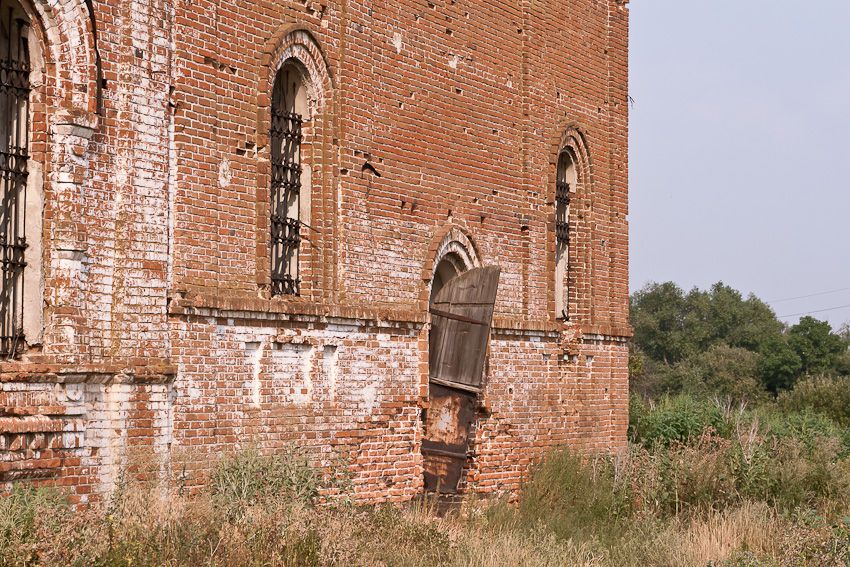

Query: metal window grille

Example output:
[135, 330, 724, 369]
[555, 180, 570, 247]
[0, 4, 29, 359]
[269, 83, 303, 296]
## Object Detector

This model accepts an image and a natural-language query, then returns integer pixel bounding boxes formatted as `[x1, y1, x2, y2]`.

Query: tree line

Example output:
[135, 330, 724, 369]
[630, 281, 850, 403]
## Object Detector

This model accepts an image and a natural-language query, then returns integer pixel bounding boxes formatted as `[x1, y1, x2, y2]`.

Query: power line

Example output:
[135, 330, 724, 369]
[767, 286, 850, 304]
[778, 304, 850, 318]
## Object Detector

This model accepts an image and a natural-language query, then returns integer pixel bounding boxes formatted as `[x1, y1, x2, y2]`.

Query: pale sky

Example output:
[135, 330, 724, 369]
[629, 0, 850, 329]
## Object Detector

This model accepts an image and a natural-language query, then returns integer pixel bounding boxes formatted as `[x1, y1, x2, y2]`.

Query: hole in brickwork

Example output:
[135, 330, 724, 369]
[204, 55, 236, 74]
[361, 162, 381, 177]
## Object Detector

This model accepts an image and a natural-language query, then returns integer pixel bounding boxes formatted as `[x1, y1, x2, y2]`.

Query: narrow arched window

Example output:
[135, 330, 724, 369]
[555, 150, 575, 320]
[270, 62, 307, 296]
[0, 0, 30, 357]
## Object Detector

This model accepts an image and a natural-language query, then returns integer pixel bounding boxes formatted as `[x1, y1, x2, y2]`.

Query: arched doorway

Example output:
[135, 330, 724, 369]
[423, 258, 500, 493]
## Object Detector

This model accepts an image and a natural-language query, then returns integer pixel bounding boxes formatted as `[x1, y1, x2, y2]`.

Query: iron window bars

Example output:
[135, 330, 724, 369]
[0, 4, 29, 359]
[555, 180, 570, 247]
[269, 103, 302, 296]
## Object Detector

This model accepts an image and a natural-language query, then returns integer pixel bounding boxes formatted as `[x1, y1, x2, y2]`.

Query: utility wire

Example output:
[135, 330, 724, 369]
[778, 304, 850, 318]
[767, 286, 850, 304]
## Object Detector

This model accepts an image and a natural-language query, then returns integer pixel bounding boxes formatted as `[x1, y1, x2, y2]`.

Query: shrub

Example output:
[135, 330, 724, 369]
[0, 484, 70, 566]
[647, 434, 738, 516]
[498, 450, 631, 544]
[778, 375, 850, 427]
[210, 444, 319, 518]
[630, 395, 729, 447]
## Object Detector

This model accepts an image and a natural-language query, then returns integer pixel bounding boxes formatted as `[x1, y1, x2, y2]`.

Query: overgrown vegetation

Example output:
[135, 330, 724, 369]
[3, 281, 849, 566]
[3, 425, 850, 566]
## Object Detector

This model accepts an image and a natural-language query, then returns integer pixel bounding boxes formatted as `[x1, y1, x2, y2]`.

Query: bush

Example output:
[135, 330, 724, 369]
[0, 484, 71, 565]
[506, 450, 631, 544]
[630, 395, 729, 447]
[778, 375, 850, 427]
[647, 345, 768, 404]
[0, 484, 70, 566]
[210, 444, 320, 518]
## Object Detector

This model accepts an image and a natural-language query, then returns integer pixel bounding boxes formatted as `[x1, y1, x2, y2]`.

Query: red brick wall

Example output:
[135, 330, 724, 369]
[1, 0, 630, 503]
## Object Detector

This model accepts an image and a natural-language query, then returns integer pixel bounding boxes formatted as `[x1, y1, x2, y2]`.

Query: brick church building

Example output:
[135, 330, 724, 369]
[0, 0, 630, 503]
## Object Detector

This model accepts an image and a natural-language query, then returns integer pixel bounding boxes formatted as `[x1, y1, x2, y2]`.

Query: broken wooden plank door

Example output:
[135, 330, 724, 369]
[423, 266, 500, 493]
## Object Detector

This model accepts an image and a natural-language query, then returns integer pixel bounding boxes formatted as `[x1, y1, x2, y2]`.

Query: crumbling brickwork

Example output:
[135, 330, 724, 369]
[1, 0, 630, 504]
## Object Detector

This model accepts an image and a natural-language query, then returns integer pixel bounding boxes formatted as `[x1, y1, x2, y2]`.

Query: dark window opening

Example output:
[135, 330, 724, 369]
[270, 64, 304, 296]
[0, 1, 30, 358]
[555, 151, 573, 320]
[555, 179, 570, 247]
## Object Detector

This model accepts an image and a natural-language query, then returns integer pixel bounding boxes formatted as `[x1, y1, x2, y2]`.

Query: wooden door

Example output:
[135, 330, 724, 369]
[423, 266, 500, 493]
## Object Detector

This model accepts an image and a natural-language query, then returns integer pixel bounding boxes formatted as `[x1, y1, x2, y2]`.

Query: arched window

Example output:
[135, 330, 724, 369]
[0, 0, 30, 357]
[269, 62, 308, 296]
[555, 150, 575, 320]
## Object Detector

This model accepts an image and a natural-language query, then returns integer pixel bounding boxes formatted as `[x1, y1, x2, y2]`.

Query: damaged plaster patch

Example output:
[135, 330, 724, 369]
[391, 32, 403, 54]
[245, 341, 265, 408]
[294, 345, 314, 405]
[361, 382, 378, 411]
[271, 343, 313, 405]
[218, 158, 232, 188]
[322, 345, 339, 400]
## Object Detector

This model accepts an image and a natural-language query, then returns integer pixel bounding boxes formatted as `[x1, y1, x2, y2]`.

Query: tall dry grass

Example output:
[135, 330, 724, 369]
[2, 405, 850, 567]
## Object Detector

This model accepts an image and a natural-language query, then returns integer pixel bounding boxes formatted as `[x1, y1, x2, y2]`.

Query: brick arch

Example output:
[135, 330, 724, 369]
[22, 0, 100, 123]
[254, 23, 338, 298]
[257, 24, 334, 147]
[12, 0, 100, 355]
[18, 0, 100, 249]
[547, 122, 595, 325]
[419, 223, 483, 306]
[551, 122, 594, 193]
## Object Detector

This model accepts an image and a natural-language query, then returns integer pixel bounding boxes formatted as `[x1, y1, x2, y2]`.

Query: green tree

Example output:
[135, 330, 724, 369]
[629, 282, 849, 397]
[758, 335, 802, 393]
[630, 282, 690, 364]
[788, 316, 847, 376]
[631, 281, 783, 366]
